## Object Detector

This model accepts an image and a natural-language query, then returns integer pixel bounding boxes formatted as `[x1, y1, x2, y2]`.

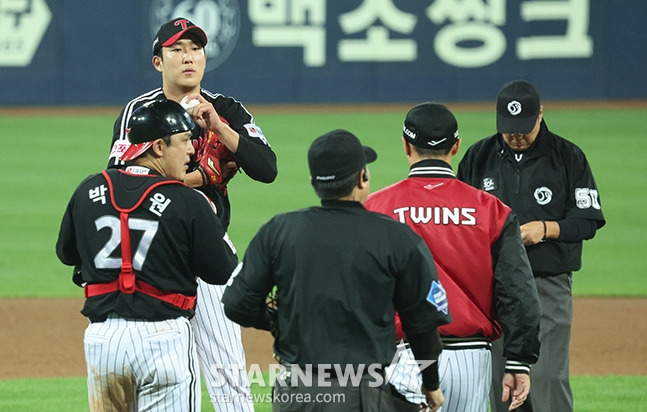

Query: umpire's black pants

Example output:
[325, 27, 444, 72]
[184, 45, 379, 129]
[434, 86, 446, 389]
[272, 373, 418, 412]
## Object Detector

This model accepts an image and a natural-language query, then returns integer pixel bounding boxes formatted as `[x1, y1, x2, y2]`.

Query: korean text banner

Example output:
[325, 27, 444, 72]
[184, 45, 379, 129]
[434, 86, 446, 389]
[0, 0, 645, 105]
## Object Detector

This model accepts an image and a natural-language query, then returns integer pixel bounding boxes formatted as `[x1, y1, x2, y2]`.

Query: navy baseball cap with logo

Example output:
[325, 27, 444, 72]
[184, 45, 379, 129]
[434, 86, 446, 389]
[152, 17, 208, 56]
[308, 129, 377, 182]
[496, 80, 541, 134]
[403, 102, 459, 150]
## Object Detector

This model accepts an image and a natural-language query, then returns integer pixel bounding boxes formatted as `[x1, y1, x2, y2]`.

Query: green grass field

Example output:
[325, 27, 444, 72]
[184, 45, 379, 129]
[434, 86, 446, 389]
[1, 104, 645, 297]
[1, 103, 646, 410]
[0, 375, 646, 411]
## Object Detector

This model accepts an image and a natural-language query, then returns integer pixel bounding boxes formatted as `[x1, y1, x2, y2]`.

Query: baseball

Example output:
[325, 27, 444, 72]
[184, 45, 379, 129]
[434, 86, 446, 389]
[180, 96, 200, 115]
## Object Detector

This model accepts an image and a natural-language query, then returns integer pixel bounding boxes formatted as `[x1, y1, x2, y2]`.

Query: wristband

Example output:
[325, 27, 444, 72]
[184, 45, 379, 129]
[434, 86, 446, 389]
[541, 220, 547, 242]
[197, 165, 209, 187]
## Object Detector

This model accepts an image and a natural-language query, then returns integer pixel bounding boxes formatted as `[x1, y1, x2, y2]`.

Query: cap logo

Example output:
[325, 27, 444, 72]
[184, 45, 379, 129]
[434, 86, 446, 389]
[174, 19, 190, 30]
[507, 100, 522, 116]
[427, 138, 447, 147]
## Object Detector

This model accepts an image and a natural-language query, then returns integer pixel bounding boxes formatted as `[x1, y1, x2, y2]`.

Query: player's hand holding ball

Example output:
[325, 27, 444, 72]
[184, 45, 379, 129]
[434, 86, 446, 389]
[180, 95, 201, 115]
[181, 94, 229, 134]
[180, 94, 239, 190]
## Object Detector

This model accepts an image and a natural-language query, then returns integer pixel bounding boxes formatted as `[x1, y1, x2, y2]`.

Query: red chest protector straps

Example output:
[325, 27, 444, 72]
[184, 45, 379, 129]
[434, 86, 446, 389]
[84, 171, 197, 311]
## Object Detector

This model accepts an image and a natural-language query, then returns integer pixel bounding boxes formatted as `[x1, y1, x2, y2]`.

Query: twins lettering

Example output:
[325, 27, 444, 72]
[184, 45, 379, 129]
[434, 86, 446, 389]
[393, 206, 476, 226]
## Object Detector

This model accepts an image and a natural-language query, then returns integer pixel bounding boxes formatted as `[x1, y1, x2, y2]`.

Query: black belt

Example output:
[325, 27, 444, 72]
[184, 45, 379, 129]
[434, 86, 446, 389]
[441, 336, 491, 350]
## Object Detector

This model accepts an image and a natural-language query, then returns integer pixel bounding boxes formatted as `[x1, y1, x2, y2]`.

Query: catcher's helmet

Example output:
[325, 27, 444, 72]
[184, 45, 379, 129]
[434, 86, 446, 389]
[121, 99, 195, 161]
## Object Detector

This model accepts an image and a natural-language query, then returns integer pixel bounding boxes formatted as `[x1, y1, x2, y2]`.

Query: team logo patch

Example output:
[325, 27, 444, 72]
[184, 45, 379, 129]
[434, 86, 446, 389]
[534, 186, 552, 205]
[149, 0, 240, 72]
[507, 100, 522, 116]
[482, 177, 496, 192]
[244, 123, 270, 146]
[426, 281, 448, 315]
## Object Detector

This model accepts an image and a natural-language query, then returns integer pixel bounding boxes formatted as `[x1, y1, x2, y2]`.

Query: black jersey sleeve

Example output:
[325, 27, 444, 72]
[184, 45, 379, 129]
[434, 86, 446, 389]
[560, 142, 606, 227]
[407, 329, 443, 390]
[56, 175, 96, 266]
[557, 217, 599, 242]
[188, 191, 239, 285]
[221, 219, 276, 327]
[492, 212, 541, 367]
[209, 94, 278, 183]
[56, 196, 81, 267]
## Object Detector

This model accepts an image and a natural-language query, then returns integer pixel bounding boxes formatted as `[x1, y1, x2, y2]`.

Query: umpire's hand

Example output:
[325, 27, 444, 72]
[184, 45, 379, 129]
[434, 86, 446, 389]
[421, 386, 444, 411]
[502, 372, 530, 410]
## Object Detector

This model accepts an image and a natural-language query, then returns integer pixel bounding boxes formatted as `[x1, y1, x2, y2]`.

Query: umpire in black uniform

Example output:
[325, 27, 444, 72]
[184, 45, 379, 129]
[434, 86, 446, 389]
[222, 129, 452, 411]
[458, 80, 606, 412]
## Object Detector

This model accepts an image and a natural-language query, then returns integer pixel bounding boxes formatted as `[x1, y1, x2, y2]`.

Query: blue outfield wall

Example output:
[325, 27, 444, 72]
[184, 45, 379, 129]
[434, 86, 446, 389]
[0, 0, 646, 106]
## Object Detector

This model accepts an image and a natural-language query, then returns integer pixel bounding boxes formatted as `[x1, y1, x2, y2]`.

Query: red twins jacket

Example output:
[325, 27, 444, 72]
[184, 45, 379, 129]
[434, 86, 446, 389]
[366, 159, 540, 365]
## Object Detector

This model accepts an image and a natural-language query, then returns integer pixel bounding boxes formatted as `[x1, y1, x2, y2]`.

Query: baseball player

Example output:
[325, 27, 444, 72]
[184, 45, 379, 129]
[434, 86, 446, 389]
[221, 129, 453, 412]
[365, 103, 541, 412]
[457, 80, 606, 412]
[107, 18, 277, 410]
[56, 100, 239, 411]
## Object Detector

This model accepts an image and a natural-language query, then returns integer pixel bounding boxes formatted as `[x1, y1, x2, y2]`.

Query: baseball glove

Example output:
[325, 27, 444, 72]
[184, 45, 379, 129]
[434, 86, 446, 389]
[266, 287, 279, 338]
[195, 125, 239, 189]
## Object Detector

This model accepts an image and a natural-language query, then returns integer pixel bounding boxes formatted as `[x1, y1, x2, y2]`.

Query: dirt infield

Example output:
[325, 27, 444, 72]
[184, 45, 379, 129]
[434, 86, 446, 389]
[0, 297, 645, 379]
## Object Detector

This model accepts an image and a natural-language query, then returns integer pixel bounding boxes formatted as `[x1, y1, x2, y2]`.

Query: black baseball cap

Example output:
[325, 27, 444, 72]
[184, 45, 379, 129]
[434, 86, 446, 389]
[152, 18, 208, 56]
[496, 80, 541, 134]
[308, 129, 377, 182]
[403, 102, 459, 150]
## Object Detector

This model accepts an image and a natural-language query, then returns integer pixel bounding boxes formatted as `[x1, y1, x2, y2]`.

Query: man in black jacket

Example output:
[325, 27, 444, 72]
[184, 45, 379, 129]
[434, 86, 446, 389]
[458, 80, 606, 412]
[222, 129, 452, 411]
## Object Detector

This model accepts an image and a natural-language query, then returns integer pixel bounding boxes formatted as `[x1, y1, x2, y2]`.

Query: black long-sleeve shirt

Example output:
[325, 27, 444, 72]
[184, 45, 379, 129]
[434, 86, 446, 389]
[222, 200, 452, 388]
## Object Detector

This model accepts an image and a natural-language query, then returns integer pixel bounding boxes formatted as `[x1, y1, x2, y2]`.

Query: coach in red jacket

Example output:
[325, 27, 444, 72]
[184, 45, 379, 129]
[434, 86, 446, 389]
[365, 102, 541, 412]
